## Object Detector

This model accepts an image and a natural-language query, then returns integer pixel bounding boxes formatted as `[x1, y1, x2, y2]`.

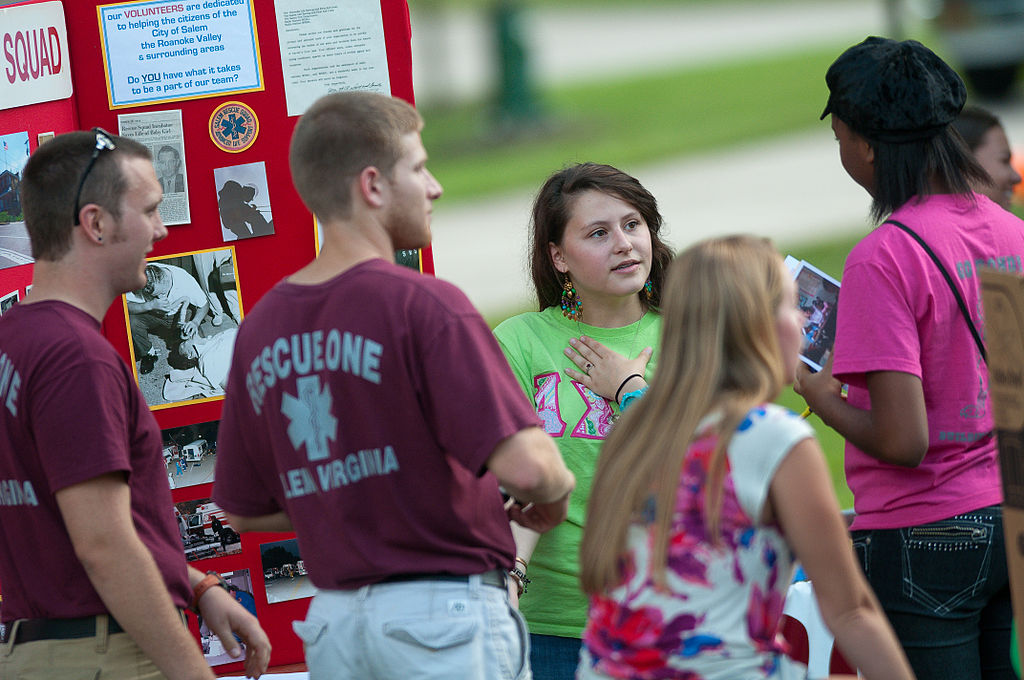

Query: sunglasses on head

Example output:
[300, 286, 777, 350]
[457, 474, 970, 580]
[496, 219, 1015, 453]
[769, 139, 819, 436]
[72, 128, 116, 226]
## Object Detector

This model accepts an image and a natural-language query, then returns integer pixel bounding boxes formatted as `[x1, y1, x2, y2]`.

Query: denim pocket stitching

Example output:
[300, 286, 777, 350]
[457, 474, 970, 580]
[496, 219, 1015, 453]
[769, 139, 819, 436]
[899, 519, 995, 614]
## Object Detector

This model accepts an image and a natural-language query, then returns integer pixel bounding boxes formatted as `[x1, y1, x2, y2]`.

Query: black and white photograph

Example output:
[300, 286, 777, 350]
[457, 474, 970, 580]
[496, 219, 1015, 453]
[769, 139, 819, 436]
[214, 161, 274, 242]
[0, 290, 19, 315]
[792, 259, 840, 372]
[198, 569, 257, 667]
[173, 498, 242, 562]
[162, 420, 219, 490]
[0, 130, 33, 271]
[259, 538, 316, 604]
[122, 248, 243, 410]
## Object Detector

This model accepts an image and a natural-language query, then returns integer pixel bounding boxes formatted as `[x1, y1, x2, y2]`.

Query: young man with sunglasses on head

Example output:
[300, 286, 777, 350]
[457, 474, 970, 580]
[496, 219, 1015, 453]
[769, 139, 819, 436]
[212, 92, 575, 679]
[0, 130, 270, 680]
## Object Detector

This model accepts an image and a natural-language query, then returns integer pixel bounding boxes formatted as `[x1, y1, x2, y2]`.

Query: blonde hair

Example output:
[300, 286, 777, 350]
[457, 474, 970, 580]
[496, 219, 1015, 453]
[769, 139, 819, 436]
[579, 235, 788, 594]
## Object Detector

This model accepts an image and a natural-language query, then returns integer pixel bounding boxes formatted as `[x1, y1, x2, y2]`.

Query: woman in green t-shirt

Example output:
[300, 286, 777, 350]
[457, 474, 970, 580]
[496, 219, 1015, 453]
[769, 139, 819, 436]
[493, 163, 673, 680]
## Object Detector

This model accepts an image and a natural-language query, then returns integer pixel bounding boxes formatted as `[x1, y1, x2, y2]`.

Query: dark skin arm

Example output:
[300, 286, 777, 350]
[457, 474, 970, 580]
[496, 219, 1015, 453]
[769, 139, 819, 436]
[794, 355, 929, 467]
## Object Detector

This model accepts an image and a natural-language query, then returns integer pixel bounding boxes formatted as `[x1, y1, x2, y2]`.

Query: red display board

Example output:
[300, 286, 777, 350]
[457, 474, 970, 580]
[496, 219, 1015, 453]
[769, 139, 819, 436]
[0, 0, 425, 672]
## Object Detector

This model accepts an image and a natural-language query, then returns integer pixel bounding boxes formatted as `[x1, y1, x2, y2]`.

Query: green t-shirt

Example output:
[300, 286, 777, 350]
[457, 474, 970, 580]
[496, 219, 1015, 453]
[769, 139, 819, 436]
[493, 306, 661, 638]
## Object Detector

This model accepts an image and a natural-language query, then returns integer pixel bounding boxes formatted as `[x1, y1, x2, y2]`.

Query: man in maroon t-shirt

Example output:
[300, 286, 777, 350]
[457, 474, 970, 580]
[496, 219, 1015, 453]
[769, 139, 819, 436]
[213, 92, 575, 679]
[0, 131, 269, 680]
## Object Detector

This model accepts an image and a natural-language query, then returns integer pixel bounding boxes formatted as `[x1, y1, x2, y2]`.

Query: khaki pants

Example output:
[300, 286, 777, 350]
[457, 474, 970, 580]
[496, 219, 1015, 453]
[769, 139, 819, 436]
[0, 615, 166, 680]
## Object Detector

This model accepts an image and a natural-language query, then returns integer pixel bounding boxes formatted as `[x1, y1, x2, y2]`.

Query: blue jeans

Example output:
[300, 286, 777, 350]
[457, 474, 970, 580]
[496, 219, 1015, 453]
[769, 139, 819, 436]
[851, 505, 1012, 680]
[294, 574, 531, 680]
[529, 633, 581, 680]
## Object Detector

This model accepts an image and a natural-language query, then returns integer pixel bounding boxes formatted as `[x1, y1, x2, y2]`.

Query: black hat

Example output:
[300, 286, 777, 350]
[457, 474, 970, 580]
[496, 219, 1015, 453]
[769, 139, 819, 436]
[820, 36, 966, 143]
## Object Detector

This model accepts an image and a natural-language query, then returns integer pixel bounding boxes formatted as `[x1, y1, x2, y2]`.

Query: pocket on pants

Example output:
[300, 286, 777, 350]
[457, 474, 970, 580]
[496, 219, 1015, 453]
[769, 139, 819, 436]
[507, 604, 530, 680]
[900, 516, 994, 614]
[293, 619, 327, 647]
[383, 618, 478, 650]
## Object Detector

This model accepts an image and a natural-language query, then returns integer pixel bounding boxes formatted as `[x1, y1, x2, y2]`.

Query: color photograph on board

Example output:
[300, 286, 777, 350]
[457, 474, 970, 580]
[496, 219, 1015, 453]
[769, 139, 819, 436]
[0, 290, 18, 315]
[162, 419, 220, 490]
[174, 498, 242, 562]
[259, 538, 316, 604]
[198, 569, 257, 668]
[0, 131, 33, 271]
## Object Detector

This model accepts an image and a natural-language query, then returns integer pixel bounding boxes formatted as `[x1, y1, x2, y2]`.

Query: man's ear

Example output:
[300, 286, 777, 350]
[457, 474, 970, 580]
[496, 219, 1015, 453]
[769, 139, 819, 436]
[548, 241, 568, 274]
[78, 204, 107, 245]
[358, 166, 386, 209]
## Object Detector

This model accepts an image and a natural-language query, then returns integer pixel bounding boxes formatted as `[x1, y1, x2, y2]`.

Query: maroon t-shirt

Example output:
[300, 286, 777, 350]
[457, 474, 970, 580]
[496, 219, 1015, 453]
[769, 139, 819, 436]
[0, 302, 191, 622]
[214, 259, 540, 589]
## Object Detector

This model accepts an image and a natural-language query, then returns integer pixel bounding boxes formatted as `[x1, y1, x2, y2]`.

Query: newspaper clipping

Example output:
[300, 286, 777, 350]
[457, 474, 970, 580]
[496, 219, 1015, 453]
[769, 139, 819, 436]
[117, 109, 191, 226]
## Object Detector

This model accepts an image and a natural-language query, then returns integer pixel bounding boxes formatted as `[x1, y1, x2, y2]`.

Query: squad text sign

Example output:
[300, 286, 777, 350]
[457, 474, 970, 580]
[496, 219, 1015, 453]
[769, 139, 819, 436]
[98, 0, 264, 108]
[0, 1, 73, 112]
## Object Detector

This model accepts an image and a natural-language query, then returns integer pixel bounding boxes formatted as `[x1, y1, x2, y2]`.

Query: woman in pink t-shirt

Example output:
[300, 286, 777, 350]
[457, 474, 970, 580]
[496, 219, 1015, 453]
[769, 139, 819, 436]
[799, 37, 1024, 679]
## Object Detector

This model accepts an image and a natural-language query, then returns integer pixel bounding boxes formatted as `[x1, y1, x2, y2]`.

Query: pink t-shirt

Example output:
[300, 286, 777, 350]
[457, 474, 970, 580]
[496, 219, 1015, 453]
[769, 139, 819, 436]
[214, 259, 540, 589]
[0, 302, 191, 622]
[834, 193, 1024, 530]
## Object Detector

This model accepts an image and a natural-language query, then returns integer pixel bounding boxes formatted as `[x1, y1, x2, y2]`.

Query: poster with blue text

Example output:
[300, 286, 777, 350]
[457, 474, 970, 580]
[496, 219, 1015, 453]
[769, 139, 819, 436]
[97, 0, 264, 108]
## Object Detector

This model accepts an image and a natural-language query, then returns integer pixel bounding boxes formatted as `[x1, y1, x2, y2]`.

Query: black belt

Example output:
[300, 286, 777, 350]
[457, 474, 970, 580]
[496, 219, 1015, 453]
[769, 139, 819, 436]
[2, 615, 124, 645]
[380, 568, 506, 590]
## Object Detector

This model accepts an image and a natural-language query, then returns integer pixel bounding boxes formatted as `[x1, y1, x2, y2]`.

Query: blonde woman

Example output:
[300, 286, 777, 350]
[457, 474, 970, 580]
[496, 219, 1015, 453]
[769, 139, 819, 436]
[577, 236, 914, 680]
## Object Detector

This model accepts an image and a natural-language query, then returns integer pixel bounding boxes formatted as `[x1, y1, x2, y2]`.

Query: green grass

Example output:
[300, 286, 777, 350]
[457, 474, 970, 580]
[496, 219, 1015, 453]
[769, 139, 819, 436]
[421, 44, 842, 202]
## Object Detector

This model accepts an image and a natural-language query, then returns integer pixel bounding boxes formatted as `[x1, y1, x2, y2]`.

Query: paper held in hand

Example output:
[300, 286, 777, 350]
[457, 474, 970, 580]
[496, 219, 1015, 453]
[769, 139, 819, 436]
[784, 255, 841, 372]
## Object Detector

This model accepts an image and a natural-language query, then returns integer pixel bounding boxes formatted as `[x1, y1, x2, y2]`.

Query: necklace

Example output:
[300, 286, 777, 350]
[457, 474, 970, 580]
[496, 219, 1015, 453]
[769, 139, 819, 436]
[575, 311, 646, 359]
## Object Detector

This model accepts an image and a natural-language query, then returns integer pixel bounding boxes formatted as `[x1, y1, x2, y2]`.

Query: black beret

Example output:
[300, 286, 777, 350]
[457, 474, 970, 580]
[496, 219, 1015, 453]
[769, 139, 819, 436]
[821, 36, 966, 143]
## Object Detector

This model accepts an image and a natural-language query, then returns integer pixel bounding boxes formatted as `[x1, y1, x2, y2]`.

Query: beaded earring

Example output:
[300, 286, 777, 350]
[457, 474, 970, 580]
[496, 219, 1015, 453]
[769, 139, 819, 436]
[561, 274, 582, 321]
[643, 278, 653, 302]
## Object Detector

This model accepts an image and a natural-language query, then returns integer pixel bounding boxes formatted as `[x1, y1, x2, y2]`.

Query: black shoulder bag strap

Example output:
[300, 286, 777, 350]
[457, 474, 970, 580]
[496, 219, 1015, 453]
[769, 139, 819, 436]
[885, 219, 987, 364]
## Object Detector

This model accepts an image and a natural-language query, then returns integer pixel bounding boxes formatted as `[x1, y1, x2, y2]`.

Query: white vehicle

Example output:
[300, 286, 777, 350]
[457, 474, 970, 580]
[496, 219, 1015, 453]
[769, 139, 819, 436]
[181, 439, 209, 463]
[162, 443, 179, 464]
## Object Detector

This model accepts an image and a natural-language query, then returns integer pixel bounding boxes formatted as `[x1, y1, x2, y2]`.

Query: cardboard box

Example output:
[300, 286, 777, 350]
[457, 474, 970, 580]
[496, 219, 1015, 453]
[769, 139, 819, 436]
[980, 268, 1024, 660]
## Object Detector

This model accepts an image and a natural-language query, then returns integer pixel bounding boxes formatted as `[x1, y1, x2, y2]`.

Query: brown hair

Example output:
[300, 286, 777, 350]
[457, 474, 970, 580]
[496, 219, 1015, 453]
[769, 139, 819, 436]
[20, 131, 150, 261]
[289, 92, 423, 221]
[579, 235, 788, 594]
[528, 163, 671, 313]
[952, 105, 1003, 151]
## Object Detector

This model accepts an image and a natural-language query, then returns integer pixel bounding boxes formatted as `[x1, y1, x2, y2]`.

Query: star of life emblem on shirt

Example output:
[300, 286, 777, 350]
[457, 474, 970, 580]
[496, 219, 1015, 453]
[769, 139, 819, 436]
[282, 375, 338, 461]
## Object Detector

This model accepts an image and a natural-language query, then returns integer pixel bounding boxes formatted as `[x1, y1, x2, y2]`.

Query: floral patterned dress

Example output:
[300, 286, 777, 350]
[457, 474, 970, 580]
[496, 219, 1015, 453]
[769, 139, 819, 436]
[578, 404, 813, 680]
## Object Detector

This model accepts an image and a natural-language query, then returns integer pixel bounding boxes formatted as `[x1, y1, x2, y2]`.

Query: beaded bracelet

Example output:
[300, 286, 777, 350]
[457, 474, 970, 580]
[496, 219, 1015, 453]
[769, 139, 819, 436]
[509, 567, 531, 596]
